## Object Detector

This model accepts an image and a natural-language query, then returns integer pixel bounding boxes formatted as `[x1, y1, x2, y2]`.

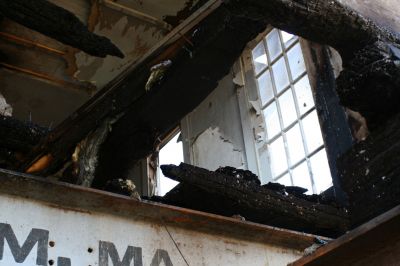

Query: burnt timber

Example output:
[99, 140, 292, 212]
[338, 112, 400, 227]
[0, 0, 124, 58]
[160, 163, 349, 237]
[0, 115, 47, 169]
[17, 0, 400, 189]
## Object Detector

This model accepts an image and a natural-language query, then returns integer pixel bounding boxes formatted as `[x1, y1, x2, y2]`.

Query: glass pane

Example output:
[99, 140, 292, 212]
[294, 75, 315, 116]
[272, 57, 290, 93]
[302, 110, 324, 154]
[258, 146, 270, 185]
[281, 30, 297, 48]
[310, 149, 332, 194]
[263, 102, 281, 140]
[287, 43, 306, 80]
[266, 29, 282, 61]
[286, 124, 305, 166]
[292, 162, 313, 195]
[269, 136, 288, 178]
[278, 89, 297, 128]
[252, 41, 268, 74]
[276, 173, 292, 187]
[257, 70, 274, 105]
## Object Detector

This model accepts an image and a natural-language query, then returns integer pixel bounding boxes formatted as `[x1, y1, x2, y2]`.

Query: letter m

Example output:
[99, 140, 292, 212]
[0, 223, 49, 265]
[99, 241, 143, 266]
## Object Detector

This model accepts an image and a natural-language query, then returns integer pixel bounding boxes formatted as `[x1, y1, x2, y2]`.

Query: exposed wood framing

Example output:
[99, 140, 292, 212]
[0, 0, 124, 58]
[18, 0, 400, 187]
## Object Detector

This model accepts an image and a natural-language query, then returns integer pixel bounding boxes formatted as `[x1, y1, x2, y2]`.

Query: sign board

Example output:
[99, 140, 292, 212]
[0, 171, 315, 266]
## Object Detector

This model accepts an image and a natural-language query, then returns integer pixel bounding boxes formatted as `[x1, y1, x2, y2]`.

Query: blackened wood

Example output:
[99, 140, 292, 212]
[338, 112, 400, 227]
[0, 0, 123, 58]
[336, 41, 400, 129]
[229, 0, 398, 61]
[161, 163, 349, 237]
[0, 115, 47, 152]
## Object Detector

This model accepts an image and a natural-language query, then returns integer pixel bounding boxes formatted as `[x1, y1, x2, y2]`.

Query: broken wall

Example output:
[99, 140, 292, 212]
[0, 0, 193, 126]
[181, 73, 247, 171]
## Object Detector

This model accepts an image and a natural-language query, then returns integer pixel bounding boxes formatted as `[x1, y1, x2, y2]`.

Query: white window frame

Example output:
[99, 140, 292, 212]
[236, 27, 334, 194]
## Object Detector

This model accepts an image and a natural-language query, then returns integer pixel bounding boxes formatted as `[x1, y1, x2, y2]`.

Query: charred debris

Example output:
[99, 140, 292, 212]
[0, 0, 399, 238]
[155, 164, 348, 237]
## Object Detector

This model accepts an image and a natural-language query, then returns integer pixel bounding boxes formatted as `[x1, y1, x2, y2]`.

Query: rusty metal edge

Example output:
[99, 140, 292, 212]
[0, 168, 322, 251]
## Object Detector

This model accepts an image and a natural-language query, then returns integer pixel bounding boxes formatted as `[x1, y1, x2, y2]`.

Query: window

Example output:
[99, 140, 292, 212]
[157, 132, 182, 196]
[250, 29, 332, 194]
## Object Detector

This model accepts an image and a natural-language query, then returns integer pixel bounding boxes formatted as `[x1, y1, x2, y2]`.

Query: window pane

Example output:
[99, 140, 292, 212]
[257, 70, 274, 105]
[272, 57, 290, 93]
[252, 41, 268, 74]
[310, 149, 332, 194]
[281, 30, 297, 48]
[302, 110, 324, 153]
[287, 43, 306, 80]
[286, 124, 305, 166]
[292, 162, 313, 195]
[276, 173, 292, 186]
[269, 136, 288, 178]
[263, 102, 281, 140]
[258, 146, 270, 185]
[266, 29, 282, 61]
[294, 75, 315, 115]
[278, 89, 297, 128]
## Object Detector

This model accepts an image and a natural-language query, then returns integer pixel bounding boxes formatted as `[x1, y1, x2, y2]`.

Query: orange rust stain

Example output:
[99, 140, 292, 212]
[169, 216, 193, 223]
[45, 203, 92, 215]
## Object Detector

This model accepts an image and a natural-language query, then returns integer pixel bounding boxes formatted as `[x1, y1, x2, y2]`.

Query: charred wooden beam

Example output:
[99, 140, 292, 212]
[338, 112, 400, 227]
[336, 41, 400, 129]
[161, 163, 349, 237]
[0, 0, 124, 58]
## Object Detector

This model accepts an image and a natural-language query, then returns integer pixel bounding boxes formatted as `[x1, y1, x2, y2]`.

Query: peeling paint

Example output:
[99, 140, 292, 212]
[192, 127, 244, 171]
[73, 4, 165, 89]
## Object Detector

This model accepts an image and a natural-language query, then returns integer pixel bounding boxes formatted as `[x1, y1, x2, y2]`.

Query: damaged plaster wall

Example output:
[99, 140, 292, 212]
[71, 4, 166, 90]
[181, 74, 246, 171]
[191, 127, 244, 171]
